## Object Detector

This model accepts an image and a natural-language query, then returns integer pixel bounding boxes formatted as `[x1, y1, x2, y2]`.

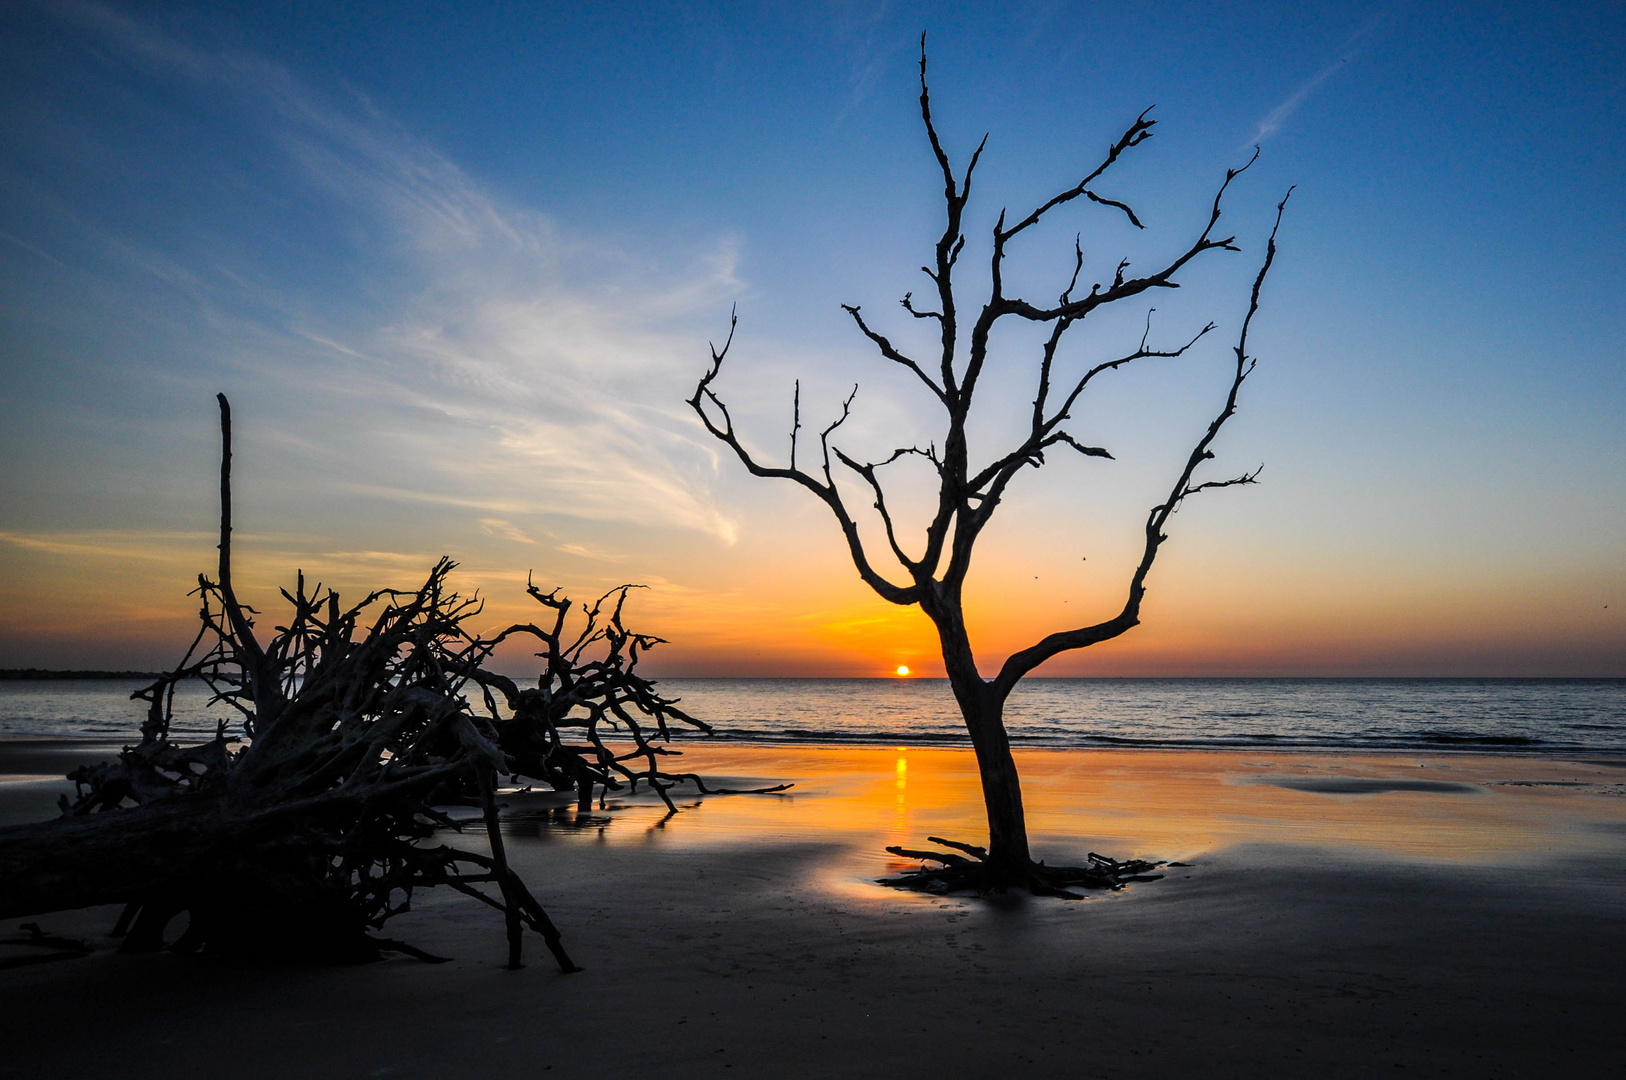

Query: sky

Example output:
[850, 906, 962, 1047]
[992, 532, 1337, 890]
[0, 0, 1622, 678]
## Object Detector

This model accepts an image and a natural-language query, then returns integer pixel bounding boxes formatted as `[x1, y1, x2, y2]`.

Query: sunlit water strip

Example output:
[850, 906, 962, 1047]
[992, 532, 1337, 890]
[2, 677, 1622, 753]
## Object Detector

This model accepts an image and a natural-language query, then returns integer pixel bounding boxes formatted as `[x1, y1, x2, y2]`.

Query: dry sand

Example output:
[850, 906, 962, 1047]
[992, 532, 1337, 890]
[2, 741, 1624, 1078]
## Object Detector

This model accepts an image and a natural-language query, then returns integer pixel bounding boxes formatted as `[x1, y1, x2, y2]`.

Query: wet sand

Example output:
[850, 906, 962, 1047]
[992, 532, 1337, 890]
[2, 743, 1624, 1077]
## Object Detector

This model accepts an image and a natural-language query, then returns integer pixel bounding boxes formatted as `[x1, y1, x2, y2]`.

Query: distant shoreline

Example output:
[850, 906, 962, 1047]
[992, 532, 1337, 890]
[0, 669, 163, 681]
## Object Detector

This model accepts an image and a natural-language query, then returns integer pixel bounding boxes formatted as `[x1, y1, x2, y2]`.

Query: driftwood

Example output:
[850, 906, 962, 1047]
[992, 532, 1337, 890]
[880, 837, 1163, 897]
[0, 395, 780, 969]
[0, 396, 569, 968]
[458, 583, 790, 816]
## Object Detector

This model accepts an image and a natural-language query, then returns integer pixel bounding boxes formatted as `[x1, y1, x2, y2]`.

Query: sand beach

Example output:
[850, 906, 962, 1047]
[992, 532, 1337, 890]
[2, 741, 1623, 1078]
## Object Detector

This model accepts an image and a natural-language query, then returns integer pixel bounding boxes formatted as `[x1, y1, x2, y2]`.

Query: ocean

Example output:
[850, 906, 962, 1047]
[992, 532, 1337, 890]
[2, 676, 1622, 754]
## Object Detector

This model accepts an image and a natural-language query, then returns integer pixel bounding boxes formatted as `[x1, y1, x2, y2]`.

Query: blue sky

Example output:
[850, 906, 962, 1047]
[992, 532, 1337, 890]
[1, 0, 1622, 674]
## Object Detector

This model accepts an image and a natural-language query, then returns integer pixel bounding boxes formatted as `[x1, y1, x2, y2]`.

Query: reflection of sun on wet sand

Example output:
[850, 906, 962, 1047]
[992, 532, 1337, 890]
[3, 743, 1624, 1076]
[602, 746, 1626, 867]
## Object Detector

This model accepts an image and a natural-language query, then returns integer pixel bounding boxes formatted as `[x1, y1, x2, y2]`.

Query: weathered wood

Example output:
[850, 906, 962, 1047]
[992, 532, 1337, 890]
[880, 836, 1164, 896]
[0, 398, 533, 963]
[454, 581, 791, 816]
[0, 394, 785, 967]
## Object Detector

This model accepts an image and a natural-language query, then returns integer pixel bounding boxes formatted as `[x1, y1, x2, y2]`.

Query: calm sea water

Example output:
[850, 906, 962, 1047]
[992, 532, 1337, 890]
[2, 677, 1622, 753]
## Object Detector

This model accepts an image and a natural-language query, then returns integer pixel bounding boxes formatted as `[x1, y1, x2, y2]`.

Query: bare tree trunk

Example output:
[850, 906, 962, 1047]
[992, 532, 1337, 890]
[0, 794, 235, 919]
[933, 605, 1031, 884]
[958, 688, 1031, 883]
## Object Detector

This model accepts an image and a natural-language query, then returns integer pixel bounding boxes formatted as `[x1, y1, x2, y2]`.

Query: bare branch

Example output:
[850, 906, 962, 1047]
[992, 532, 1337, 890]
[994, 187, 1291, 695]
[833, 447, 918, 572]
[967, 315, 1212, 497]
[790, 379, 802, 471]
[901, 291, 942, 321]
[999, 106, 1156, 243]
[999, 148, 1261, 332]
[1048, 316, 1215, 427]
[689, 311, 920, 606]
[1043, 432, 1114, 460]
[1183, 464, 1263, 498]
[843, 304, 948, 404]
[212, 394, 283, 731]
[918, 32, 957, 208]
[959, 148, 1251, 414]
[1060, 236, 1085, 305]
[1083, 189, 1144, 228]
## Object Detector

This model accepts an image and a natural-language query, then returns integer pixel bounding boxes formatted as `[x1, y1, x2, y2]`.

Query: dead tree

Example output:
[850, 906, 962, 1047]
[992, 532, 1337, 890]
[458, 582, 790, 815]
[0, 396, 579, 967]
[691, 39, 1289, 895]
[1, 395, 787, 964]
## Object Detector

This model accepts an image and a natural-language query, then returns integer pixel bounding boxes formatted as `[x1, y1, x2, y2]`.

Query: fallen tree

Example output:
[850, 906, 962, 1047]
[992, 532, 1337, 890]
[0, 394, 777, 968]
[460, 581, 790, 815]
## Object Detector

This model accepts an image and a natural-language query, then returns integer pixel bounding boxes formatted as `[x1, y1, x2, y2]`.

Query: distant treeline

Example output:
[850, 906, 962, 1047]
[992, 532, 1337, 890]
[0, 669, 164, 681]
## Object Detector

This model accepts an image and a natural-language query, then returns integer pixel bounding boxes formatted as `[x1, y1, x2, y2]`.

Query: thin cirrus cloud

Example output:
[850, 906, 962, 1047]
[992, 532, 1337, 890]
[479, 519, 538, 546]
[554, 543, 626, 563]
[1248, 11, 1387, 145]
[0, 530, 212, 563]
[38, 0, 744, 547]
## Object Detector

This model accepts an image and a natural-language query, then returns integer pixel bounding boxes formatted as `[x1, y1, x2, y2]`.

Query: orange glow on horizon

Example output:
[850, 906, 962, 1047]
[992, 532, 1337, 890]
[2, 519, 1621, 677]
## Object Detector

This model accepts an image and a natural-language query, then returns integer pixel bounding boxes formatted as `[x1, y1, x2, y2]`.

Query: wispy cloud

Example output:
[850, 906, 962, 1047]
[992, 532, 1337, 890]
[0, 529, 211, 561]
[1250, 58, 1349, 145]
[825, 0, 910, 113]
[1248, 11, 1388, 145]
[480, 518, 537, 545]
[555, 542, 624, 562]
[41, 1, 744, 544]
[0, 229, 68, 268]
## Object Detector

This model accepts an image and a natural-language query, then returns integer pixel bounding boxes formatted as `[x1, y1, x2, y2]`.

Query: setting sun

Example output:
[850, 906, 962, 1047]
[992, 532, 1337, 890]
[895, 666, 910, 676]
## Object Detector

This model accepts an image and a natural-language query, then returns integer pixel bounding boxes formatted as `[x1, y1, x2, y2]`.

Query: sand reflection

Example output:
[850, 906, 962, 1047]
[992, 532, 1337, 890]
[501, 746, 1626, 871]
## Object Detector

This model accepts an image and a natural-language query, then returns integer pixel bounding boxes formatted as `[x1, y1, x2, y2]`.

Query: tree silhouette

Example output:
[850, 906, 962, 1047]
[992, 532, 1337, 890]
[691, 40, 1289, 894]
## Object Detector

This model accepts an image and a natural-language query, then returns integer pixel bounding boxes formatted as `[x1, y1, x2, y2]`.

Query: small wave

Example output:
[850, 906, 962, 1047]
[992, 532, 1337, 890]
[1415, 732, 1541, 746]
[717, 728, 971, 746]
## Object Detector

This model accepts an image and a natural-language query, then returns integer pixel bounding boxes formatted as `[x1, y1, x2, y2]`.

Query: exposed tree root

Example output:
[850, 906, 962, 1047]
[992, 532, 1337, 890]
[0, 395, 778, 973]
[454, 579, 792, 816]
[879, 836, 1164, 897]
